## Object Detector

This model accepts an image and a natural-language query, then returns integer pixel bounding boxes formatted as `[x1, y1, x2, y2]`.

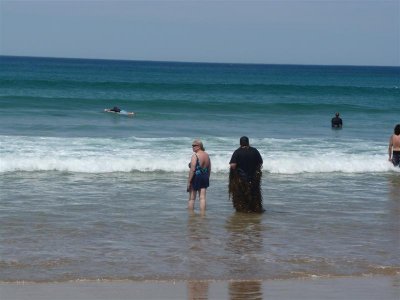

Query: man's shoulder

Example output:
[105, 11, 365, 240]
[232, 147, 241, 154]
[249, 146, 260, 152]
[231, 147, 249, 158]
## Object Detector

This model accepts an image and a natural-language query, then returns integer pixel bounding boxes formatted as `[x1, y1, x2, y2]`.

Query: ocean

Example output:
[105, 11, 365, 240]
[0, 56, 399, 283]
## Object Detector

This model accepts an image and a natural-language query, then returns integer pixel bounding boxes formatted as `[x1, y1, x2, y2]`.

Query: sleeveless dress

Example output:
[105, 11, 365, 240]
[191, 154, 209, 191]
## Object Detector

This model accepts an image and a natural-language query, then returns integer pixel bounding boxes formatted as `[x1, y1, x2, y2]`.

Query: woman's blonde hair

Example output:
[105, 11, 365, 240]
[193, 139, 205, 151]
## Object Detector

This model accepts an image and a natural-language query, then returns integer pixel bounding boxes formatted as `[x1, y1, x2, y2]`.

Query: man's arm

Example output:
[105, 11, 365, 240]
[389, 135, 393, 161]
[256, 148, 263, 166]
[229, 150, 238, 169]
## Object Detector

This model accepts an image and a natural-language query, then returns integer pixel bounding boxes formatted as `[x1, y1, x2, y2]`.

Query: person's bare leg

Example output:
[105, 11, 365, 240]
[199, 188, 207, 214]
[188, 189, 196, 211]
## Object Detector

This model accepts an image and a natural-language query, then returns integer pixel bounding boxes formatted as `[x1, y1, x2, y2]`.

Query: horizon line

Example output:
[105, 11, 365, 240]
[1, 54, 399, 68]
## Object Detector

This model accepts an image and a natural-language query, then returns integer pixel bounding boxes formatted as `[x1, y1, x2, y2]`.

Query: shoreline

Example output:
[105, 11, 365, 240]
[1, 275, 399, 300]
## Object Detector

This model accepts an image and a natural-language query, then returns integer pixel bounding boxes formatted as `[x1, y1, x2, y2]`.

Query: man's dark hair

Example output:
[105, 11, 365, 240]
[240, 136, 249, 146]
[395, 124, 400, 135]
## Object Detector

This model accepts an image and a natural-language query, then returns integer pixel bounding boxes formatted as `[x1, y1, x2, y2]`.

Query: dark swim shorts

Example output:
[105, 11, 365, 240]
[392, 151, 400, 167]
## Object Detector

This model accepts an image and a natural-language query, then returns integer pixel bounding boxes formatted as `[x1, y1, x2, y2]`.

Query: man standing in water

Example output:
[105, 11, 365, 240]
[229, 136, 264, 213]
[331, 112, 343, 128]
[388, 124, 400, 167]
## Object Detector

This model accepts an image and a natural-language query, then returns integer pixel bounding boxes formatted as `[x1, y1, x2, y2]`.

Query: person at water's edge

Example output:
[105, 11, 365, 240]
[388, 124, 400, 167]
[229, 136, 264, 213]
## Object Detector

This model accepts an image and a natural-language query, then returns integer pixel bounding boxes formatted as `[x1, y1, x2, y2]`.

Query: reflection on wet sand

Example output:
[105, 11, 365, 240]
[229, 280, 263, 300]
[225, 213, 264, 273]
[187, 213, 210, 299]
[185, 212, 265, 299]
[388, 174, 400, 202]
[387, 175, 400, 267]
[226, 213, 264, 299]
[187, 280, 209, 300]
[387, 174, 400, 227]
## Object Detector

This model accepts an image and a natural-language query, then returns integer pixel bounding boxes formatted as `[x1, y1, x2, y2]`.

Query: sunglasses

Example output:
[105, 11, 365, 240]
[192, 144, 199, 147]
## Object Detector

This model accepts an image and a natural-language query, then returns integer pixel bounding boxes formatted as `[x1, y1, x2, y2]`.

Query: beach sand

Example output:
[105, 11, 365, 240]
[1, 276, 399, 300]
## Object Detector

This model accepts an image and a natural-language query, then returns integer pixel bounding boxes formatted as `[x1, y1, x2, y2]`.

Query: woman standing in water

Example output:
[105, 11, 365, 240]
[187, 139, 211, 214]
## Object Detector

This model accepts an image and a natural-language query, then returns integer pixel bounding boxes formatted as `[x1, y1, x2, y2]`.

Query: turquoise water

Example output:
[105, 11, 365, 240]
[1, 56, 398, 140]
[0, 56, 399, 282]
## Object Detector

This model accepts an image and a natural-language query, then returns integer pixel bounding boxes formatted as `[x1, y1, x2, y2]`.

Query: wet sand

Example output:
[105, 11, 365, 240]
[1, 276, 399, 300]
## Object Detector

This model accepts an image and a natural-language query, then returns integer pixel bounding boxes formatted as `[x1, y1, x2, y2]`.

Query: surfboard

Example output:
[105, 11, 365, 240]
[104, 109, 135, 116]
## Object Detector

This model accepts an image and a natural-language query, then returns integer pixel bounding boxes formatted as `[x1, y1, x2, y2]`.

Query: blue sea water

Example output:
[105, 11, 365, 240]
[0, 56, 399, 283]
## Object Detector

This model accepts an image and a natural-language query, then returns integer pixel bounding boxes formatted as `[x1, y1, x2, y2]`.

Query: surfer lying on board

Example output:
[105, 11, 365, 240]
[104, 106, 135, 116]
[389, 124, 400, 167]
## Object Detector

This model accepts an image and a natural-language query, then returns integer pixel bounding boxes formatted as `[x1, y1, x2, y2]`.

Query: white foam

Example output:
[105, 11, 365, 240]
[265, 153, 394, 174]
[0, 135, 398, 174]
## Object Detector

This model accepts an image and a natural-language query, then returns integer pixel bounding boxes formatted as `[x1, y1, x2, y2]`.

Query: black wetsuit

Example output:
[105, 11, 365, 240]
[331, 117, 343, 128]
[110, 107, 121, 113]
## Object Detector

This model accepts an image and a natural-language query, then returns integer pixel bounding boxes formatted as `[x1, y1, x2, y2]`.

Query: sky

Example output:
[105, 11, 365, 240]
[0, 0, 399, 66]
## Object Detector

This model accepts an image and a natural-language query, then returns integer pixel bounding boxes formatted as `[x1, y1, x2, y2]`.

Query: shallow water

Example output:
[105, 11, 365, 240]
[1, 171, 399, 282]
[0, 56, 399, 282]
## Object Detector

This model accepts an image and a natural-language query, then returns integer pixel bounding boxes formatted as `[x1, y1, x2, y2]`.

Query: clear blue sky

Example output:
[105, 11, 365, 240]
[1, 0, 399, 66]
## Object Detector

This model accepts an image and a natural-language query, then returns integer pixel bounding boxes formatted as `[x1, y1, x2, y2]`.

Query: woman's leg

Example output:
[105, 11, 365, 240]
[199, 188, 207, 213]
[188, 189, 197, 210]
